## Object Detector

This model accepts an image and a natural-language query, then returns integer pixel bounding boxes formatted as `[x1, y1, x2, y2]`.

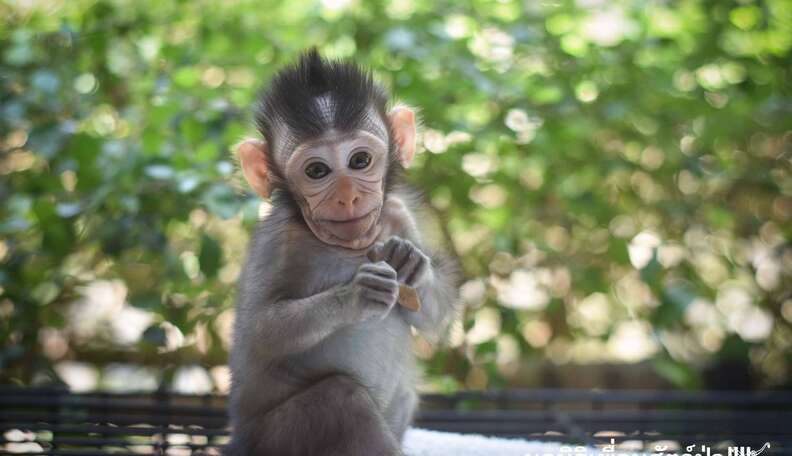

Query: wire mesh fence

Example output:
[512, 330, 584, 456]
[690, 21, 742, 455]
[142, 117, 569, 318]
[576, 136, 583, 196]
[1, 386, 791, 455]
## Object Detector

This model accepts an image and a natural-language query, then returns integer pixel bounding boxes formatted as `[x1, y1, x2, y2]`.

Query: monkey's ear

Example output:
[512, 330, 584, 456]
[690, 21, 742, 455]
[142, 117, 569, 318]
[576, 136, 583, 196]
[389, 106, 417, 167]
[237, 139, 271, 199]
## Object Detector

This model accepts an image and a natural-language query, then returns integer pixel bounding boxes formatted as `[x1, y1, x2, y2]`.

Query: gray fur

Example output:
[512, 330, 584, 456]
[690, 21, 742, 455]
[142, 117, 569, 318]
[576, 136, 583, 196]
[227, 191, 458, 456]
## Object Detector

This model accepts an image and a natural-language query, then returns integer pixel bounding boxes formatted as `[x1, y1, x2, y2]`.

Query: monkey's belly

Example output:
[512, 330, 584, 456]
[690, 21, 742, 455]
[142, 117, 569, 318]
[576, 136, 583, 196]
[293, 313, 414, 408]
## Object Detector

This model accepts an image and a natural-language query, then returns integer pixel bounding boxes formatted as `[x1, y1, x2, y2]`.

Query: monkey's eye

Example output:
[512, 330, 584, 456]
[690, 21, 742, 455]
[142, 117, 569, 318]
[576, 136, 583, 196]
[304, 162, 331, 179]
[348, 150, 372, 170]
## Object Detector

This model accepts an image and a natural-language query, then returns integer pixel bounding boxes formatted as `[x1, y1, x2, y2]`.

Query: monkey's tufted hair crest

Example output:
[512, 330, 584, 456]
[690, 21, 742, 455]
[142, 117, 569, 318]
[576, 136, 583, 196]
[255, 48, 391, 165]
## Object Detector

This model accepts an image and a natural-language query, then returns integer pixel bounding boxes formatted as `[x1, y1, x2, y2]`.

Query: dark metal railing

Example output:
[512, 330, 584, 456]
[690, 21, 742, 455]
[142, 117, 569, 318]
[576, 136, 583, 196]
[1, 386, 791, 455]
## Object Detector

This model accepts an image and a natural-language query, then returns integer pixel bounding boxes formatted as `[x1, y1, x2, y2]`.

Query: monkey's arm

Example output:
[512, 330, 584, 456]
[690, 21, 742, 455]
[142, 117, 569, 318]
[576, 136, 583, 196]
[239, 287, 352, 362]
[238, 261, 400, 362]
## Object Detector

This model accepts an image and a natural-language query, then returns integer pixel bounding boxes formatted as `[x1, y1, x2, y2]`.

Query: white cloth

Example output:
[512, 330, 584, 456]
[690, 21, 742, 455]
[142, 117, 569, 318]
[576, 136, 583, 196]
[404, 428, 599, 456]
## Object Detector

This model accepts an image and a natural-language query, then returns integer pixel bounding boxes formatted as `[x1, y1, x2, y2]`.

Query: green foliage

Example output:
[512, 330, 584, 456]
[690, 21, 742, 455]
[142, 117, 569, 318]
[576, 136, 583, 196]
[1, 0, 790, 391]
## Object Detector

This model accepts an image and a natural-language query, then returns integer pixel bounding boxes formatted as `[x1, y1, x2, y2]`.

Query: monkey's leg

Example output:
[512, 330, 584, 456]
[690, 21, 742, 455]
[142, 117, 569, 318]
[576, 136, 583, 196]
[228, 374, 403, 456]
[384, 382, 418, 442]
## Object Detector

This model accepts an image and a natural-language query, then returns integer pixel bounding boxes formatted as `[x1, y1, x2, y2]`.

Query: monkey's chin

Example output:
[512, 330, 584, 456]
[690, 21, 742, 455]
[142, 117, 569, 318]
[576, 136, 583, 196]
[307, 208, 383, 250]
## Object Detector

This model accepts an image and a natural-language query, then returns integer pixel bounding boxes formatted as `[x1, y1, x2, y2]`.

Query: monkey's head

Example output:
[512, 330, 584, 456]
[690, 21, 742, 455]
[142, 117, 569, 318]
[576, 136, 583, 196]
[238, 49, 416, 250]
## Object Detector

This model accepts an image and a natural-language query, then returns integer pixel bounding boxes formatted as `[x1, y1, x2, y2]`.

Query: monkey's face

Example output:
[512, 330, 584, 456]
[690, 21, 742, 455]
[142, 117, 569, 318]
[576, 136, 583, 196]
[284, 130, 389, 250]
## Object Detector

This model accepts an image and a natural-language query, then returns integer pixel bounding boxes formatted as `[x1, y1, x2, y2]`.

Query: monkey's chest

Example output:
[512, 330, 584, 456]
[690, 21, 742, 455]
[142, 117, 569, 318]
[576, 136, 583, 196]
[288, 248, 415, 405]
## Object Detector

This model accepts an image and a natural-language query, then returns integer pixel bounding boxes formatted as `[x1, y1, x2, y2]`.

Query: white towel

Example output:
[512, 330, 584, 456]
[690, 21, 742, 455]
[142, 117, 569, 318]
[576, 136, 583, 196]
[404, 428, 598, 456]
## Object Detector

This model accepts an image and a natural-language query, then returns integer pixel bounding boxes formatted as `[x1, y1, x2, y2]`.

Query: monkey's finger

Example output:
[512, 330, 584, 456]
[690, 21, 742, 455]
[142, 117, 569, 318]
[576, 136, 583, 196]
[381, 237, 403, 262]
[405, 256, 428, 286]
[363, 261, 397, 278]
[358, 268, 398, 285]
[366, 242, 386, 262]
[357, 273, 398, 292]
[359, 261, 396, 275]
[390, 240, 416, 272]
[398, 250, 423, 283]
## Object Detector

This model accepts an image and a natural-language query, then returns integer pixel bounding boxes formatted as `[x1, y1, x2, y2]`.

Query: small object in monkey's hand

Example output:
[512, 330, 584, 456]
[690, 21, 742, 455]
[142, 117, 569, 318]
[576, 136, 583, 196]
[398, 284, 421, 312]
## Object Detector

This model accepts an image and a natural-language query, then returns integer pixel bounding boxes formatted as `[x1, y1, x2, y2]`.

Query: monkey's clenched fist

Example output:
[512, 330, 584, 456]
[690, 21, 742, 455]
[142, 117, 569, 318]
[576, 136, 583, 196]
[369, 236, 431, 288]
[339, 261, 400, 322]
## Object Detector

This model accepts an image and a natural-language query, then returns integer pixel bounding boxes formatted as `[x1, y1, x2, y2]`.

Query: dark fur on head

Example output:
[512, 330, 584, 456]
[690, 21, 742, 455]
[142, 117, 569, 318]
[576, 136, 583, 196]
[256, 50, 388, 156]
[254, 48, 404, 201]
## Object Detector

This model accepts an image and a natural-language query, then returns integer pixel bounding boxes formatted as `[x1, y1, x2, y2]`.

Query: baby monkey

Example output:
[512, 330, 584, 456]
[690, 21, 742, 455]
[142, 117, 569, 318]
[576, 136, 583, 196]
[228, 50, 458, 455]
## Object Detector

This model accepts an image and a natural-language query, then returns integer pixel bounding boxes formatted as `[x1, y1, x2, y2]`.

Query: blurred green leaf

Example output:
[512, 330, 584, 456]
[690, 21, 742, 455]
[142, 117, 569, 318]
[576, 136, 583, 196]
[199, 234, 223, 279]
[654, 357, 702, 389]
[1, 0, 790, 391]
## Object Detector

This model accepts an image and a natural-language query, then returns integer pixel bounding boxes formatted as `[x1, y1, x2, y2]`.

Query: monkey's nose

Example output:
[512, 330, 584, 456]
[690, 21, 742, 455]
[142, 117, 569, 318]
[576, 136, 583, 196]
[334, 176, 360, 209]
[337, 194, 360, 207]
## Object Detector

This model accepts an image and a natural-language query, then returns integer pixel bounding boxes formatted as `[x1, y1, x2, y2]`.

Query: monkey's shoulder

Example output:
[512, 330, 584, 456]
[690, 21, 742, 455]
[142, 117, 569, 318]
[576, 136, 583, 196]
[249, 205, 313, 250]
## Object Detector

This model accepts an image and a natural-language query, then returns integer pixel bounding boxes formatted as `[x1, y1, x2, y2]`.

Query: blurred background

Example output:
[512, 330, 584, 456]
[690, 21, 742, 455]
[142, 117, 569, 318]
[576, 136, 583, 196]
[1, 0, 790, 395]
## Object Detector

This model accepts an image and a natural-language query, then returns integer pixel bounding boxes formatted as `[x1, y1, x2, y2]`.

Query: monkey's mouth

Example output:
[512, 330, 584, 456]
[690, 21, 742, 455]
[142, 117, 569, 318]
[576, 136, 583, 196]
[320, 208, 379, 241]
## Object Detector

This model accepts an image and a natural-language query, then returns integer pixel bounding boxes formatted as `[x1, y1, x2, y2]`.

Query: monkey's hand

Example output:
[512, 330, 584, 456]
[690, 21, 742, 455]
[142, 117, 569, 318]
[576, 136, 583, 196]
[368, 237, 431, 288]
[340, 261, 400, 322]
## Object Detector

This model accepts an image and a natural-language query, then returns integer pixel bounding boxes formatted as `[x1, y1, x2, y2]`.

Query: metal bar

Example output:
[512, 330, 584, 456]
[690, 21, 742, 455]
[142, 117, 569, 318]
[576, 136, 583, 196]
[0, 423, 229, 437]
[421, 389, 792, 405]
[1, 387, 790, 456]
[6, 387, 792, 405]
[0, 397, 227, 416]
